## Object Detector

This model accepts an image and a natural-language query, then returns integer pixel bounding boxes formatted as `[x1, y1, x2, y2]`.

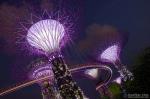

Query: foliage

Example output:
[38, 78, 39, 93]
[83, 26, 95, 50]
[125, 47, 150, 93]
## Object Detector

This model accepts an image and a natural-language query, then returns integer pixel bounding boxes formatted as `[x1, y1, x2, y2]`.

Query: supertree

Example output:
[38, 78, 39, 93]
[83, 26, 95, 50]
[28, 58, 62, 99]
[26, 19, 84, 98]
[99, 44, 133, 82]
[97, 44, 134, 98]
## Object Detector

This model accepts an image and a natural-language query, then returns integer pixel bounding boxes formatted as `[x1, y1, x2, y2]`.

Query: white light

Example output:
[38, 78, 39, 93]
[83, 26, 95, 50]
[27, 19, 65, 53]
[114, 77, 122, 84]
[100, 45, 120, 63]
[85, 69, 98, 78]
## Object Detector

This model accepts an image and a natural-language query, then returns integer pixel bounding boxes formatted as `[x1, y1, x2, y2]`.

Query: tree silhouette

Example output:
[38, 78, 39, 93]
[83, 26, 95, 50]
[125, 47, 150, 93]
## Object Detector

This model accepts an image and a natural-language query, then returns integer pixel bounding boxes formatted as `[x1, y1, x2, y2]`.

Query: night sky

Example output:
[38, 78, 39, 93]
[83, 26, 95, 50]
[0, 0, 150, 99]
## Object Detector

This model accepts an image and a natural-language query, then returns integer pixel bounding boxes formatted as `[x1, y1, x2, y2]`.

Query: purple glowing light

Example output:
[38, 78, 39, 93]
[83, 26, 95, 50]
[114, 77, 122, 84]
[85, 69, 98, 79]
[100, 45, 120, 63]
[27, 19, 65, 54]
[29, 65, 54, 81]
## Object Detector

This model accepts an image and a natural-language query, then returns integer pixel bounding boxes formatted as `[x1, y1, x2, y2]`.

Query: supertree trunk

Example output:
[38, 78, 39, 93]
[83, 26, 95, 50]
[41, 81, 62, 99]
[49, 52, 84, 99]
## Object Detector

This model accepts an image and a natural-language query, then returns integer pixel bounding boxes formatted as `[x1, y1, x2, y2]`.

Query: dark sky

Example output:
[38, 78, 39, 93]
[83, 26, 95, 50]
[85, 0, 150, 65]
[0, 0, 150, 99]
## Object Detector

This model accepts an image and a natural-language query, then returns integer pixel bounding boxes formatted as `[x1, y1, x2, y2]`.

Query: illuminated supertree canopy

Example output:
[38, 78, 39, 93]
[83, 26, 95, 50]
[113, 77, 122, 84]
[28, 58, 62, 99]
[100, 44, 120, 63]
[27, 19, 65, 54]
[28, 58, 54, 83]
[85, 68, 99, 79]
[99, 44, 133, 82]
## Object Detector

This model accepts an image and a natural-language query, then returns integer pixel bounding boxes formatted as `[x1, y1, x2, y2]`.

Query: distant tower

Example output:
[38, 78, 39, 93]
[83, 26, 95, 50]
[28, 58, 62, 99]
